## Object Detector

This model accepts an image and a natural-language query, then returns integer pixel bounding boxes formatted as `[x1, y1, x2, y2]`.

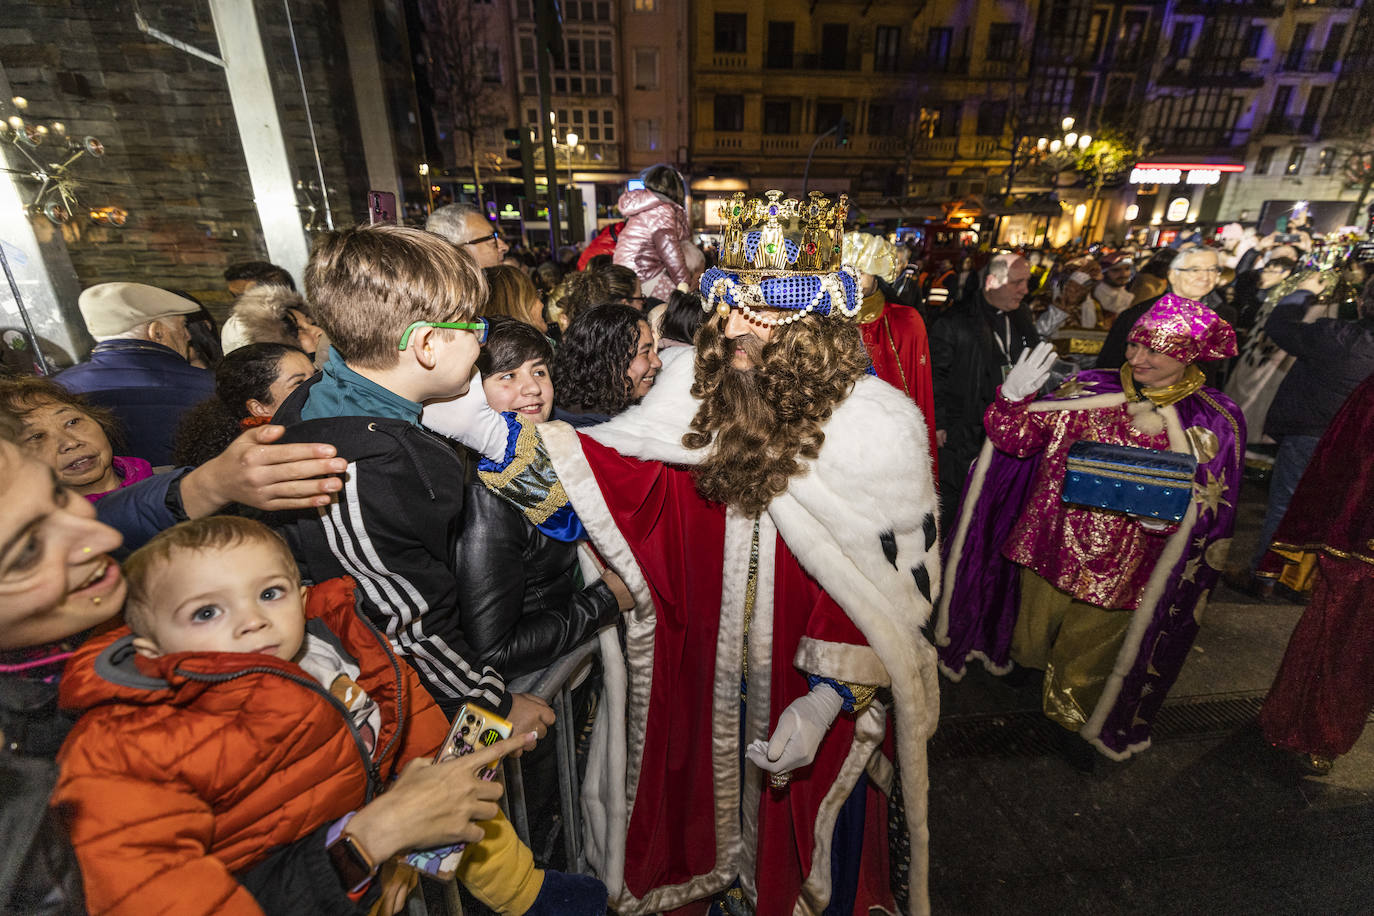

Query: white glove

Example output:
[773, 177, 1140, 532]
[1000, 341, 1058, 402]
[745, 683, 844, 774]
[420, 369, 510, 462]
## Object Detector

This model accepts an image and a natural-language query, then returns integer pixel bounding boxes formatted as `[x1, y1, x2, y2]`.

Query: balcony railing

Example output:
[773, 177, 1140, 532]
[710, 52, 748, 69]
[908, 56, 970, 75]
[1172, 0, 1282, 13]
[1264, 114, 1303, 134]
[1281, 49, 1334, 73]
[761, 135, 804, 153]
[793, 51, 863, 72]
[909, 137, 958, 158]
[980, 59, 1016, 78]
[699, 131, 752, 152]
[1158, 58, 1265, 87]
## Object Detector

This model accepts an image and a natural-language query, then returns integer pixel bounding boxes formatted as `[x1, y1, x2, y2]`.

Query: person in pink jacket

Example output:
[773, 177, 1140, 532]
[612, 165, 704, 301]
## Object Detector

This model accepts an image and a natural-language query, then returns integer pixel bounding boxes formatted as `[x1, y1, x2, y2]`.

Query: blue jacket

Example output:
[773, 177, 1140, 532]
[94, 468, 188, 555]
[56, 340, 213, 466]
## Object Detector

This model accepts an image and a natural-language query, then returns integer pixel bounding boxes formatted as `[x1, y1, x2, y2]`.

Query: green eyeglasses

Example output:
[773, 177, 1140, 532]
[398, 317, 489, 351]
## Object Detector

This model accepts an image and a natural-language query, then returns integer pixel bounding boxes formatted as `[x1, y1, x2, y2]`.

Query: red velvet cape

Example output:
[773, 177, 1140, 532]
[578, 435, 896, 915]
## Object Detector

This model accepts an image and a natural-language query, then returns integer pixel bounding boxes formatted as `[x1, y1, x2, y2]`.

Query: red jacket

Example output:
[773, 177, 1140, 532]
[576, 220, 625, 270]
[861, 301, 939, 475]
[53, 577, 449, 916]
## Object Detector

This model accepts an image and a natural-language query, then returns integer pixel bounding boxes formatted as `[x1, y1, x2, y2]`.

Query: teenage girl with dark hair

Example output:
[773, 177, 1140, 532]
[171, 343, 315, 467]
[551, 304, 662, 427]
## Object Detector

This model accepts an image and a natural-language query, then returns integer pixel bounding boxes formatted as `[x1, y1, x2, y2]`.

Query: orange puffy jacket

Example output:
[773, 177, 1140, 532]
[53, 576, 449, 916]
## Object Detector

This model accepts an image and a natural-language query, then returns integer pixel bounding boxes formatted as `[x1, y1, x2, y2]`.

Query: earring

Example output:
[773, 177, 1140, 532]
[92, 596, 102, 605]
[82, 546, 92, 553]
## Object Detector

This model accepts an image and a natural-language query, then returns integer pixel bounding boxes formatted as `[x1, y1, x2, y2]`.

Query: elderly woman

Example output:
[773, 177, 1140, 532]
[936, 294, 1245, 764]
[0, 419, 533, 916]
[0, 376, 151, 502]
[220, 283, 329, 365]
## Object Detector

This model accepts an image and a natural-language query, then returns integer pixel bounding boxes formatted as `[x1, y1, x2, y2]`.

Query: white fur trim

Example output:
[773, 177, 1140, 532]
[550, 352, 941, 915]
[795, 636, 891, 686]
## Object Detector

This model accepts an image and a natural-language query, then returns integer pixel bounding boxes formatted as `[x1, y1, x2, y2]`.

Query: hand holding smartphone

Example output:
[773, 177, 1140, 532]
[406, 703, 516, 880]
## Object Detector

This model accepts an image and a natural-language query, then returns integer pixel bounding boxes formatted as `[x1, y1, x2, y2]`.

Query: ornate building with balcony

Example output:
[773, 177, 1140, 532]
[1213, 0, 1366, 230]
[686, 0, 1045, 225]
[420, 0, 689, 238]
[1130, 0, 1366, 233]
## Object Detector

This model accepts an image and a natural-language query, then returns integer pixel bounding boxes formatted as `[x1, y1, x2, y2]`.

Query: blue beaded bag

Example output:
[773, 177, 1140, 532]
[1061, 441, 1197, 522]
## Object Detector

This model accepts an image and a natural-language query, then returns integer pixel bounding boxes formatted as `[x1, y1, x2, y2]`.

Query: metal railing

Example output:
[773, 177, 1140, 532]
[410, 637, 604, 916]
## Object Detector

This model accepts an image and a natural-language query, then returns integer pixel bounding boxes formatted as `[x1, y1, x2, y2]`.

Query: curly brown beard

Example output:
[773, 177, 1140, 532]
[684, 312, 871, 517]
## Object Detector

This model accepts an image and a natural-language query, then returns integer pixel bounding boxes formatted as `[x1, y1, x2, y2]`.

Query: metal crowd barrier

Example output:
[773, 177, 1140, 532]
[411, 636, 603, 916]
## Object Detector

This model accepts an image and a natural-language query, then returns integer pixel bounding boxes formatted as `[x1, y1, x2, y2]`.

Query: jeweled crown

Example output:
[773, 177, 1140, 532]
[718, 190, 849, 273]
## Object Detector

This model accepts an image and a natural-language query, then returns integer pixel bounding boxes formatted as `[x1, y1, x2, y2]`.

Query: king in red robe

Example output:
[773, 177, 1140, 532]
[435, 193, 942, 915]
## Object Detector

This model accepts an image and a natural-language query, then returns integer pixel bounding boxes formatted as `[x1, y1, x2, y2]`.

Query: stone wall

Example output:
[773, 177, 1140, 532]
[0, 0, 371, 321]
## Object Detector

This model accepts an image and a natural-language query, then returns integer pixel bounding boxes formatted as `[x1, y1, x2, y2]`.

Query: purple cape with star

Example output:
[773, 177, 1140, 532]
[935, 370, 1244, 758]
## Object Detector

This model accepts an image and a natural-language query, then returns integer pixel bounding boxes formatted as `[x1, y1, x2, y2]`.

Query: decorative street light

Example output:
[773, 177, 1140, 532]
[564, 131, 578, 187]
[1032, 116, 1092, 187]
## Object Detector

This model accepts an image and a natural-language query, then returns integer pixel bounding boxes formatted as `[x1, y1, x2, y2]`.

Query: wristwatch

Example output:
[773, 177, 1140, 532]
[326, 815, 377, 894]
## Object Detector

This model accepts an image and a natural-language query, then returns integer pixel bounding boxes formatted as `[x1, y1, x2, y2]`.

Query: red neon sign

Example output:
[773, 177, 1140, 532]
[1134, 162, 1246, 172]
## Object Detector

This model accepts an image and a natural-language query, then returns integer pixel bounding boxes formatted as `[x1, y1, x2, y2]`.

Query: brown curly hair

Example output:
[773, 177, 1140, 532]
[684, 312, 870, 517]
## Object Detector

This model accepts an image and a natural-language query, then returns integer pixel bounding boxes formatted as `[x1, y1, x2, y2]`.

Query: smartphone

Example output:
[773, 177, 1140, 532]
[435, 702, 513, 767]
[1274, 215, 1289, 234]
[367, 190, 397, 226]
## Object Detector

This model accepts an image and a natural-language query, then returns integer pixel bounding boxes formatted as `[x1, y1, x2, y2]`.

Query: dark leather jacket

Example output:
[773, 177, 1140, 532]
[454, 481, 619, 680]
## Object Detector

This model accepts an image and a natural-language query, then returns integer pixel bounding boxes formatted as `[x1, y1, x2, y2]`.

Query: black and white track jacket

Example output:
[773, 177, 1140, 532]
[270, 378, 511, 716]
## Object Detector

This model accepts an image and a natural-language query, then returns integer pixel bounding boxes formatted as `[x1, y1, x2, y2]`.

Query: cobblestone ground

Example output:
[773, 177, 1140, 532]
[926, 482, 1374, 916]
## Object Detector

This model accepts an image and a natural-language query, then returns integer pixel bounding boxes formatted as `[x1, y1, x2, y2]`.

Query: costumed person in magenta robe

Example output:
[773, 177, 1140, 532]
[934, 294, 1244, 761]
[843, 232, 939, 474]
[1256, 373, 1374, 776]
[424, 190, 941, 915]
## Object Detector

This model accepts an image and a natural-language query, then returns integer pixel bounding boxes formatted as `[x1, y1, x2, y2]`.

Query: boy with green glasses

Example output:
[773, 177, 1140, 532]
[266, 224, 603, 912]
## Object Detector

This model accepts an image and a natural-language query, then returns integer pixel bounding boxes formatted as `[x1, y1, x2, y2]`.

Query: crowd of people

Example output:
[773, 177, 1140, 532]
[2, 164, 1372, 916]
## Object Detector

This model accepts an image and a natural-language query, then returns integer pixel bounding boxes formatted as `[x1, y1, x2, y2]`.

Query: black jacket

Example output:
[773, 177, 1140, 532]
[929, 292, 1038, 525]
[929, 292, 1037, 447]
[1264, 297, 1374, 439]
[270, 376, 512, 717]
[0, 675, 82, 916]
[456, 481, 618, 680]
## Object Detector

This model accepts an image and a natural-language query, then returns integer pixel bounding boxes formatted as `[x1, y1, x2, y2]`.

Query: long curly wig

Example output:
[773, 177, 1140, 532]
[552, 303, 647, 416]
[684, 311, 870, 518]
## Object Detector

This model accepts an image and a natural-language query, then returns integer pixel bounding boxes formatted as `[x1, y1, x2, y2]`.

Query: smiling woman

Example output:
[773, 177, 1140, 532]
[0, 376, 151, 502]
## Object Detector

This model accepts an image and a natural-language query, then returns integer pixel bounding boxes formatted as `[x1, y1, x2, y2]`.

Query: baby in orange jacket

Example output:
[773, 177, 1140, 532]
[53, 516, 605, 916]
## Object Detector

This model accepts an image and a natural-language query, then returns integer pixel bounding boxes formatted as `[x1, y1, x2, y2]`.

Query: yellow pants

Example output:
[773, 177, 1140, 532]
[1011, 568, 1131, 732]
[455, 811, 543, 914]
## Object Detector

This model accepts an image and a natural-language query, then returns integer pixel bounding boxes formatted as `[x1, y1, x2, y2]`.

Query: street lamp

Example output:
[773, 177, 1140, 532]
[564, 131, 578, 187]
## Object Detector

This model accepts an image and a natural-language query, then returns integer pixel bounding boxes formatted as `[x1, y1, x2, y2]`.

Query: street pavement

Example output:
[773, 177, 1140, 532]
[925, 482, 1374, 915]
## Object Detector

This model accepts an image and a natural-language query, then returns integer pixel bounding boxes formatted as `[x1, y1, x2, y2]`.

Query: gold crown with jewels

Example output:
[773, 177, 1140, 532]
[718, 190, 849, 273]
[700, 189, 861, 326]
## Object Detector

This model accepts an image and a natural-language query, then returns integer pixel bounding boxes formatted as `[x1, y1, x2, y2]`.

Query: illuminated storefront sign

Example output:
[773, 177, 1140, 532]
[1129, 162, 1244, 186]
[1166, 197, 1191, 221]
